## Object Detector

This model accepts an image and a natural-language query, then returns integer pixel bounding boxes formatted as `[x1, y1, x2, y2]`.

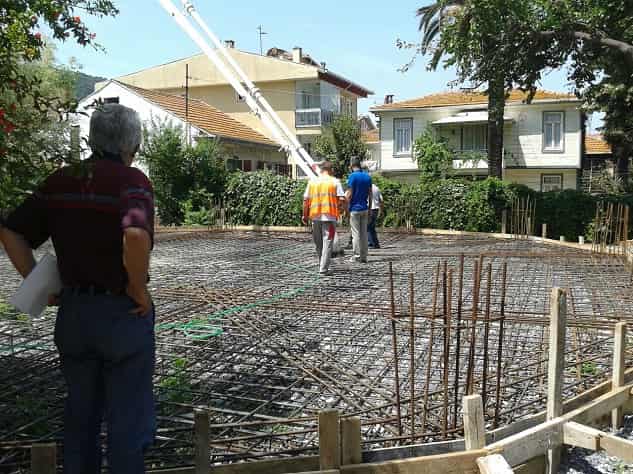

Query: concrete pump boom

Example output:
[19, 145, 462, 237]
[156, 0, 319, 178]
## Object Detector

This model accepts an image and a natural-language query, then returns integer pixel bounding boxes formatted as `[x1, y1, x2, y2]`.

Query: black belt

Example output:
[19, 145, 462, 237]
[63, 285, 123, 296]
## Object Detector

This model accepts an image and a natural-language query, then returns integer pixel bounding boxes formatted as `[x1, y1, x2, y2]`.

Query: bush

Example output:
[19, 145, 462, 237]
[463, 178, 512, 232]
[368, 176, 633, 240]
[224, 171, 307, 226]
[413, 127, 454, 180]
[313, 115, 368, 179]
[141, 122, 228, 226]
[535, 190, 596, 241]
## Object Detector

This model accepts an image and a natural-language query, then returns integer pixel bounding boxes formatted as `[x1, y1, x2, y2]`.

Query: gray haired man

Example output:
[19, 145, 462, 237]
[0, 104, 156, 473]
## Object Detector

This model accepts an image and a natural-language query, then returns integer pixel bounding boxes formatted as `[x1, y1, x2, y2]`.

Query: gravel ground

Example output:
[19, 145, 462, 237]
[560, 415, 633, 473]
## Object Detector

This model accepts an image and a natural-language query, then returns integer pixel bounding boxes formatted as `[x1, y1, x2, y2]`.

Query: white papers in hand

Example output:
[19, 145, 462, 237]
[9, 254, 62, 317]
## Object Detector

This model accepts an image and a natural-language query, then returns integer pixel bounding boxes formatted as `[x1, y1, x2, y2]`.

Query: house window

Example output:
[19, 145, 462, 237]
[461, 125, 487, 151]
[226, 158, 241, 171]
[394, 118, 413, 156]
[103, 97, 119, 104]
[541, 174, 563, 192]
[543, 112, 564, 152]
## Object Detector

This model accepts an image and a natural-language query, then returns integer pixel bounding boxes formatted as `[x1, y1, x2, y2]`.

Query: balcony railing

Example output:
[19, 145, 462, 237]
[296, 109, 335, 128]
[452, 149, 488, 170]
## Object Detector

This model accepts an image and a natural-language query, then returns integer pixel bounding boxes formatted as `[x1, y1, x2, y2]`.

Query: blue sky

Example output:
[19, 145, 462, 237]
[55, 0, 600, 129]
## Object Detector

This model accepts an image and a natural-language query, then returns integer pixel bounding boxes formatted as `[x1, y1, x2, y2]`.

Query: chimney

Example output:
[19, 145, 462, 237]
[384, 94, 394, 104]
[292, 47, 303, 63]
[320, 61, 327, 70]
[224, 40, 235, 49]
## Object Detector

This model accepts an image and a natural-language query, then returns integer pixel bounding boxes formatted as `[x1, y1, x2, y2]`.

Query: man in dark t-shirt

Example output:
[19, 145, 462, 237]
[0, 104, 155, 474]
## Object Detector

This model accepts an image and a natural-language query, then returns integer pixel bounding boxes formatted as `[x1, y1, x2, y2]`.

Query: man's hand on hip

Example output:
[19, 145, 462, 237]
[127, 284, 152, 316]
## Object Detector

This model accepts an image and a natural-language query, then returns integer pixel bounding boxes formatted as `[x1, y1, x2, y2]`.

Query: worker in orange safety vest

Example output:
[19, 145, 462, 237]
[302, 161, 346, 275]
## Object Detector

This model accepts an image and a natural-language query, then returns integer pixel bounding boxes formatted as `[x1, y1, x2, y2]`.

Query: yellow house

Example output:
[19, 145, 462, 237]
[110, 44, 374, 177]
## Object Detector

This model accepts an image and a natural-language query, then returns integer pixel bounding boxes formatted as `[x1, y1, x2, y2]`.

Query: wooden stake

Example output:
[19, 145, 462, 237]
[546, 288, 567, 474]
[31, 443, 56, 474]
[195, 409, 210, 474]
[501, 209, 507, 234]
[319, 409, 341, 470]
[340, 416, 362, 465]
[542, 223, 547, 239]
[463, 394, 485, 450]
[612, 322, 627, 430]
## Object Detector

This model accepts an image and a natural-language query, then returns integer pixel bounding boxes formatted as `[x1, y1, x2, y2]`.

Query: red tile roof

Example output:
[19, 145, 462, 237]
[585, 135, 612, 155]
[372, 90, 577, 111]
[121, 82, 276, 147]
[361, 129, 380, 143]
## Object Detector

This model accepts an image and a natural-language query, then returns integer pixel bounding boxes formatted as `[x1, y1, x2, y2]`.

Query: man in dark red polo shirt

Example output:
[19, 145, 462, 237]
[0, 104, 155, 474]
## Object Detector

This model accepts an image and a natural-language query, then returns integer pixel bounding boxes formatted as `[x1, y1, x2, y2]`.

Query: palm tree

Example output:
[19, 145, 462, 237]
[416, 0, 506, 179]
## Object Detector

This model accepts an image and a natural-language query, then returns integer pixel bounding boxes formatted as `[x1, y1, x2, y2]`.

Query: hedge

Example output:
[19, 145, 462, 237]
[223, 171, 306, 226]
[219, 171, 633, 241]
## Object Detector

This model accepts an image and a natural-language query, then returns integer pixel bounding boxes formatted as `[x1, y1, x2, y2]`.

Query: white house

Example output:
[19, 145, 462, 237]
[75, 80, 289, 175]
[371, 90, 584, 191]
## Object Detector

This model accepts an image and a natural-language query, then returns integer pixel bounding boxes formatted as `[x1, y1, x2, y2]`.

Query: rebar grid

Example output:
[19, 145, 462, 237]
[1, 231, 632, 471]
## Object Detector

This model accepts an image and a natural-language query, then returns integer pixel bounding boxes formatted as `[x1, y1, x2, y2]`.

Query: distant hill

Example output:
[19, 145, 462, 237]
[73, 71, 107, 100]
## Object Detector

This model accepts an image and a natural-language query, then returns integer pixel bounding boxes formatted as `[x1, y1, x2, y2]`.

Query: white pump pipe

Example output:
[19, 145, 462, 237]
[156, 0, 318, 178]
[179, 0, 316, 169]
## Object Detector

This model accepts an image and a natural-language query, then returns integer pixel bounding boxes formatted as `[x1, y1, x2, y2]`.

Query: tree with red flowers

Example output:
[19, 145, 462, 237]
[0, 1, 118, 211]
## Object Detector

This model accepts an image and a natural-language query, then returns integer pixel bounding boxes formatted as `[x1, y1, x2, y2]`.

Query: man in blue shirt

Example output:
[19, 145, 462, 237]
[346, 158, 372, 263]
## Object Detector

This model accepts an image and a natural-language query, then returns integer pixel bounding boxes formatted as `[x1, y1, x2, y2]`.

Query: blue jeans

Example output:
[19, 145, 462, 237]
[54, 292, 156, 474]
[368, 209, 380, 248]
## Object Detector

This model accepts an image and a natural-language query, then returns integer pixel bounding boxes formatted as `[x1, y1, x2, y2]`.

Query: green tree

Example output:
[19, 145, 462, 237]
[413, 127, 454, 180]
[0, 44, 82, 210]
[407, 1, 564, 178]
[313, 115, 368, 179]
[537, 0, 633, 180]
[141, 122, 228, 226]
[0, 1, 118, 211]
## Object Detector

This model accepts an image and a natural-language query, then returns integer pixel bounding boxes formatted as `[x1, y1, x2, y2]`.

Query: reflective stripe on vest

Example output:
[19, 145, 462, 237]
[307, 177, 340, 220]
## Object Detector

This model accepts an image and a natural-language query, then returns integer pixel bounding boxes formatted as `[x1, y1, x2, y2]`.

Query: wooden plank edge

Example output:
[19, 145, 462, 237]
[341, 449, 488, 474]
[477, 454, 514, 474]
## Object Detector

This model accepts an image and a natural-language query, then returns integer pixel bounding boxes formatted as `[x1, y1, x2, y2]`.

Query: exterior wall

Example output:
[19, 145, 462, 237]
[160, 80, 297, 140]
[502, 103, 582, 169]
[375, 101, 582, 174]
[223, 142, 287, 170]
[504, 169, 578, 191]
[115, 50, 318, 90]
[379, 171, 420, 185]
[365, 142, 381, 168]
[378, 108, 453, 173]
